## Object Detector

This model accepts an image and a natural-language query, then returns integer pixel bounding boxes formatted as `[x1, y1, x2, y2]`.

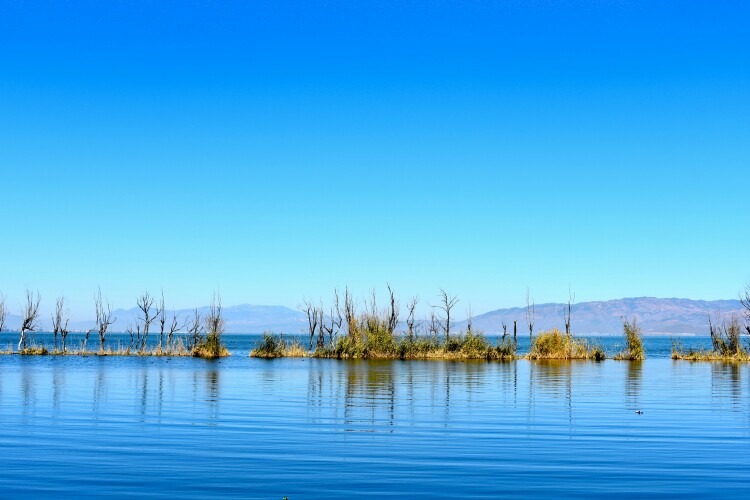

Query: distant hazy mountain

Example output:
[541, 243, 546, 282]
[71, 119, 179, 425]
[87, 304, 309, 334]
[455, 297, 746, 335]
[1, 298, 745, 335]
[1, 304, 308, 334]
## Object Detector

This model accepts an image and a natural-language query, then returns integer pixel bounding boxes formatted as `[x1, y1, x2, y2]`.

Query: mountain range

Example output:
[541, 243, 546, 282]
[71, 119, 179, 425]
[1, 297, 746, 335]
[454, 297, 745, 335]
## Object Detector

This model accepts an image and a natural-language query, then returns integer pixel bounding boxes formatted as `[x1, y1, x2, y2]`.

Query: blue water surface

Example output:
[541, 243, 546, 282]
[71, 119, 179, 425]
[1, 334, 748, 499]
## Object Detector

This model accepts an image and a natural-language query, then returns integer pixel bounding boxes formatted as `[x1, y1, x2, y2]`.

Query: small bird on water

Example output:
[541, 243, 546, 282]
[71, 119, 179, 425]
[635, 410, 643, 414]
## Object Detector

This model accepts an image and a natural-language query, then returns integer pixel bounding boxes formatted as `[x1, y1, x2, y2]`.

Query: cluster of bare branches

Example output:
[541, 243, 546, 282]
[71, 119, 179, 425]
[0, 292, 6, 333]
[434, 289, 458, 342]
[134, 291, 159, 353]
[302, 289, 343, 351]
[299, 285, 404, 351]
[95, 288, 116, 352]
[129, 290, 188, 354]
[742, 281, 750, 336]
[406, 296, 418, 342]
[206, 293, 224, 338]
[186, 308, 204, 350]
[51, 296, 71, 352]
[2, 288, 214, 356]
[564, 289, 574, 336]
[526, 287, 535, 343]
[18, 290, 41, 351]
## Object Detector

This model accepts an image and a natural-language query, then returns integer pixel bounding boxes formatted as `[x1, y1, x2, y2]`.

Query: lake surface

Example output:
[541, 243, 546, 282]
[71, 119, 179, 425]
[1, 335, 749, 498]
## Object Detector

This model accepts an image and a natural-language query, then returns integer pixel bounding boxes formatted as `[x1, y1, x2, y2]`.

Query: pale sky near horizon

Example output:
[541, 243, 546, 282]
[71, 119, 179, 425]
[1, 1, 748, 319]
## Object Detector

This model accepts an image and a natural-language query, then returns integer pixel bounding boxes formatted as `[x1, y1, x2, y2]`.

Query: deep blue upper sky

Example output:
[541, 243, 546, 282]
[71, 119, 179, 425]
[1, 1, 748, 317]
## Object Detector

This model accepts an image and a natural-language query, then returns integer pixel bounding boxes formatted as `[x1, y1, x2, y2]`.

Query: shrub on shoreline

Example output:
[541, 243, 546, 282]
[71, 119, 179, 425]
[672, 316, 749, 361]
[526, 328, 605, 360]
[249, 330, 518, 360]
[614, 318, 645, 361]
[192, 294, 230, 359]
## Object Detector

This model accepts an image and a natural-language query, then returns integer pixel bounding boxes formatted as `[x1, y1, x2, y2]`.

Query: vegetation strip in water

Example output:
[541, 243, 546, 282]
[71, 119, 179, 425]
[672, 316, 750, 361]
[0, 290, 230, 358]
[3, 283, 750, 362]
[250, 288, 651, 361]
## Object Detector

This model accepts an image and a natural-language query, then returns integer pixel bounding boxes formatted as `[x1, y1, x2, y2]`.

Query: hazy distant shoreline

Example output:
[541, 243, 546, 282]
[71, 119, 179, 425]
[1, 297, 741, 336]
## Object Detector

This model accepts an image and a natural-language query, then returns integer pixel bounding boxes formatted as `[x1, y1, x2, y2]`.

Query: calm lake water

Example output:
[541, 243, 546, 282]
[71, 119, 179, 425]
[1, 334, 749, 498]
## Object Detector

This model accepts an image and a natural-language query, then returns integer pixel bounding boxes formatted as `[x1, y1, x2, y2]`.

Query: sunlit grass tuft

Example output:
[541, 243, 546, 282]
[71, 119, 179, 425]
[19, 343, 49, 355]
[250, 333, 307, 358]
[672, 316, 749, 361]
[526, 328, 605, 360]
[614, 318, 645, 360]
[192, 332, 231, 359]
[254, 330, 518, 360]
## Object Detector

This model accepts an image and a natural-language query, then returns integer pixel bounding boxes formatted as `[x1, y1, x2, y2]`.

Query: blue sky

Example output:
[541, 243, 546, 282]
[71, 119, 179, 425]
[1, 1, 748, 318]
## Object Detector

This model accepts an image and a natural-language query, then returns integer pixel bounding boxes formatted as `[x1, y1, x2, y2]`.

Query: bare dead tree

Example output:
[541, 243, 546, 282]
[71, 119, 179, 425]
[708, 313, 719, 351]
[60, 310, 70, 353]
[502, 321, 508, 340]
[83, 328, 95, 352]
[321, 309, 334, 347]
[564, 289, 575, 336]
[302, 300, 319, 350]
[157, 291, 166, 351]
[186, 308, 203, 350]
[386, 284, 399, 335]
[428, 310, 440, 340]
[526, 287, 535, 343]
[322, 290, 343, 347]
[406, 296, 418, 342]
[167, 309, 183, 352]
[741, 282, 750, 335]
[0, 292, 6, 333]
[316, 306, 326, 349]
[332, 289, 343, 343]
[51, 296, 66, 351]
[343, 287, 356, 337]
[435, 289, 459, 342]
[126, 324, 136, 354]
[136, 291, 158, 352]
[513, 320, 517, 346]
[466, 305, 473, 335]
[95, 288, 116, 352]
[18, 289, 41, 351]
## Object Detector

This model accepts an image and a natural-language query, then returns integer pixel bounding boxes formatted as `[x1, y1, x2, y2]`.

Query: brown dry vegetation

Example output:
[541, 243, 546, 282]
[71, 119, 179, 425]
[526, 328, 605, 360]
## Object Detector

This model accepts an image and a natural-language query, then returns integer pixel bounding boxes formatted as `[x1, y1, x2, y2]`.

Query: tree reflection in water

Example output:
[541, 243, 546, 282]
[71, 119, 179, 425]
[306, 359, 514, 432]
[625, 360, 643, 410]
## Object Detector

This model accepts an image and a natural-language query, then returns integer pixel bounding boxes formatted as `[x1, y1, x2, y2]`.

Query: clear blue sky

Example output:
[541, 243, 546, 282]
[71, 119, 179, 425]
[1, 1, 748, 319]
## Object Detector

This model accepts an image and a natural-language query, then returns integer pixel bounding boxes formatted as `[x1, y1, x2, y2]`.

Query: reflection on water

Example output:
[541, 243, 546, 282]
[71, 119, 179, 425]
[306, 360, 518, 431]
[1, 357, 750, 499]
[712, 362, 742, 410]
[625, 360, 643, 409]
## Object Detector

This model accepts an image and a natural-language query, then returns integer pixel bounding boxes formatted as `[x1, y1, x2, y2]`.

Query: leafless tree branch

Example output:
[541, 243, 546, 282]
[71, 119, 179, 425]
[18, 289, 41, 351]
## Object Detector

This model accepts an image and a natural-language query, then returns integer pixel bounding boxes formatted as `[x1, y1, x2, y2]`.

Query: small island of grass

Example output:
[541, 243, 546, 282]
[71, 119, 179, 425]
[672, 316, 750, 362]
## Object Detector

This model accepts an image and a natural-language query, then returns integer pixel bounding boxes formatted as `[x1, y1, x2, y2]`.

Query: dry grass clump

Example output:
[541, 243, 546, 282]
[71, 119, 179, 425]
[250, 333, 307, 358]
[192, 294, 230, 359]
[18, 343, 49, 355]
[526, 328, 605, 360]
[254, 330, 518, 361]
[614, 317, 645, 360]
[192, 332, 230, 359]
[0, 337, 197, 357]
[11, 339, 194, 357]
[673, 316, 749, 361]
